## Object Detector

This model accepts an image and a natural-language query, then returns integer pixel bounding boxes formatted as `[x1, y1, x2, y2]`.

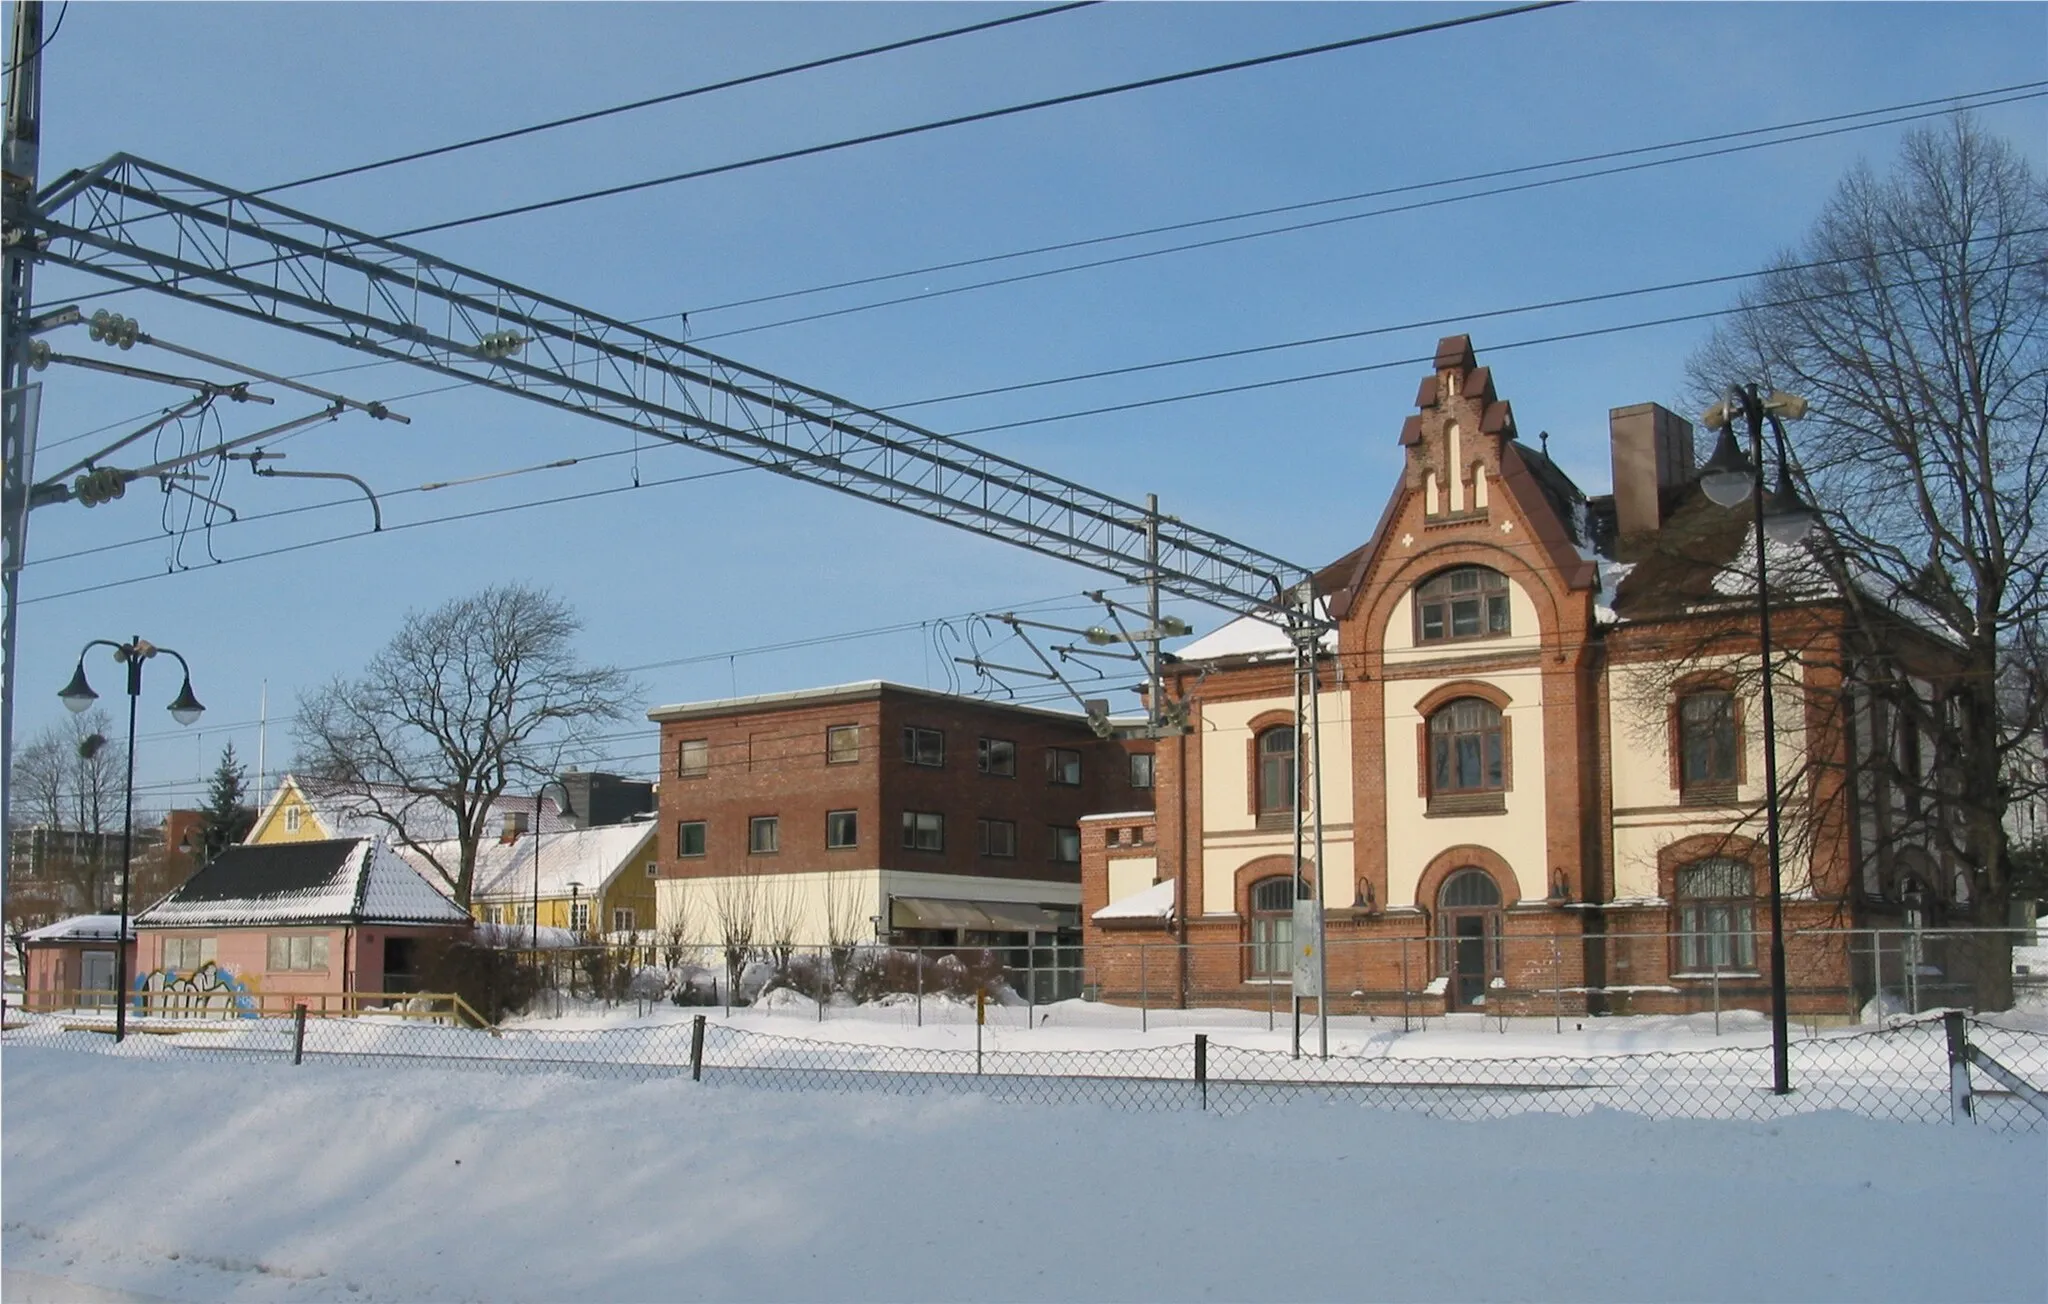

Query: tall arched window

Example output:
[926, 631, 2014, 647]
[1415, 566, 1510, 643]
[1677, 689, 1738, 803]
[1256, 726, 1296, 817]
[1429, 699, 1505, 796]
[1249, 876, 1295, 978]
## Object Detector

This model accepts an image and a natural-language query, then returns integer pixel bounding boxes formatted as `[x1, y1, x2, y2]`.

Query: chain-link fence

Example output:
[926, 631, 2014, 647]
[6, 1003, 2041, 1130]
[1082, 926, 2045, 1029]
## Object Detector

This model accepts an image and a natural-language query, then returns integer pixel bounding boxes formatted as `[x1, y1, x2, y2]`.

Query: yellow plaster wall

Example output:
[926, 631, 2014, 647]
[1381, 571, 1545, 666]
[1197, 691, 1354, 916]
[1107, 857, 1158, 906]
[1606, 659, 1815, 900]
[1381, 667, 1549, 908]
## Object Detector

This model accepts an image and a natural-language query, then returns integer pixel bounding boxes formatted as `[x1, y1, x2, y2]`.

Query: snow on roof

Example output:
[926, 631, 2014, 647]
[258, 775, 575, 846]
[1080, 810, 1158, 823]
[136, 838, 472, 929]
[1173, 599, 1334, 664]
[1092, 878, 1175, 922]
[407, 821, 657, 902]
[23, 914, 133, 943]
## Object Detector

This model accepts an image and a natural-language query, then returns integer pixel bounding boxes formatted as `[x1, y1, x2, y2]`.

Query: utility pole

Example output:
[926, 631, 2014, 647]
[2, 0, 48, 902]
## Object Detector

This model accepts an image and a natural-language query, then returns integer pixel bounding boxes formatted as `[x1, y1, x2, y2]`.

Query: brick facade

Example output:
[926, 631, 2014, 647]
[1082, 336, 1946, 1020]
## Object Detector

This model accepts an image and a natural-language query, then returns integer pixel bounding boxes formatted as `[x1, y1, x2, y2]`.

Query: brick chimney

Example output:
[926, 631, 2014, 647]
[1608, 403, 1695, 537]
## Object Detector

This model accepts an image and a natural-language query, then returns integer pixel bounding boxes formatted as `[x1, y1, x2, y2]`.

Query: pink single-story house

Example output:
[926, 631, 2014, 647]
[19, 914, 136, 1010]
[132, 837, 471, 1013]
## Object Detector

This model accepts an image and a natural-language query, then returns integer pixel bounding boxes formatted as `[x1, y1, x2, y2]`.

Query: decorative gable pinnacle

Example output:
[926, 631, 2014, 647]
[1402, 335, 1519, 521]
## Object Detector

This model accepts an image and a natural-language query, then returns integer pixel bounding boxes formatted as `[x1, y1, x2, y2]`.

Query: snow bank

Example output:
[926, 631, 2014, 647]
[4, 1047, 2043, 1303]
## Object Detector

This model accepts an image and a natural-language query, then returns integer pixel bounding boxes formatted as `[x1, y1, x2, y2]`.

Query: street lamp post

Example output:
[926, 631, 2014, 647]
[531, 779, 570, 965]
[1698, 385, 1818, 1096]
[59, 637, 204, 1042]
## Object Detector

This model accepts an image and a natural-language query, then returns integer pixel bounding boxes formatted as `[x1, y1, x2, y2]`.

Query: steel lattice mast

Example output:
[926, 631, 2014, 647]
[29, 154, 1311, 618]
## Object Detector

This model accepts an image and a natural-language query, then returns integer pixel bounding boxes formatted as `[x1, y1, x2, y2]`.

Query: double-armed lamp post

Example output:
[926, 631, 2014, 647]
[1696, 384, 1817, 1096]
[59, 637, 204, 1042]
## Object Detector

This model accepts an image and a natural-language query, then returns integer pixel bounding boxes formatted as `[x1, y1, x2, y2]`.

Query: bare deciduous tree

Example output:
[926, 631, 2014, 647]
[1686, 114, 2048, 944]
[822, 871, 869, 988]
[9, 708, 127, 914]
[292, 585, 633, 908]
[710, 869, 760, 1000]
[757, 874, 802, 976]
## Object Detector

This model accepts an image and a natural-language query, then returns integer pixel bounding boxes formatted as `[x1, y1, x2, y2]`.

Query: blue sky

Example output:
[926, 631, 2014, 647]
[9, 1, 2046, 812]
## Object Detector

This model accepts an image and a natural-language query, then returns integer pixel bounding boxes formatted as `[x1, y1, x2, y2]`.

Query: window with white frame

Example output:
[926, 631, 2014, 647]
[826, 724, 860, 765]
[267, 934, 331, 971]
[1676, 858, 1756, 971]
[677, 820, 706, 858]
[612, 907, 635, 934]
[515, 904, 535, 926]
[570, 901, 591, 933]
[1249, 877, 1294, 978]
[162, 936, 216, 971]
[677, 737, 710, 778]
[284, 806, 304, 833]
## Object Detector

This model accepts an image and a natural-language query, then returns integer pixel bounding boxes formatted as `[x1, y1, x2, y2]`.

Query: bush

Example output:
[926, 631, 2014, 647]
[415, 940, 545, 1025]
[844, 947, 1013, 1004]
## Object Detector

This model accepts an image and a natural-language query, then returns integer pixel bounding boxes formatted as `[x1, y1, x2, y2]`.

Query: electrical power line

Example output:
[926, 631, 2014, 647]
[252, 3, 1102, 197]
[678, 79, 2048, 322]
[37, 217, 2026, 579]
[20, 255, 2006, 606]
[380, 3, 1575, 240]
[691, 87, 2048, 343]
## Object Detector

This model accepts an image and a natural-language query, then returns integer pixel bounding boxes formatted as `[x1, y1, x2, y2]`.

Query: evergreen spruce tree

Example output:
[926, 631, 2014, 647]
[197, 743, 256, 863]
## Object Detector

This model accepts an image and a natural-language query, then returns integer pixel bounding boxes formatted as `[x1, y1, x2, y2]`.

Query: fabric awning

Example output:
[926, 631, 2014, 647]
[891, 896, 1068, 934]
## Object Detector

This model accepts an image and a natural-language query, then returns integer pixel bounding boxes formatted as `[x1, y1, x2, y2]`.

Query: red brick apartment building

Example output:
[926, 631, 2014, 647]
[1083, 336, 1973, 1018]
[649, 681, 1151, 956]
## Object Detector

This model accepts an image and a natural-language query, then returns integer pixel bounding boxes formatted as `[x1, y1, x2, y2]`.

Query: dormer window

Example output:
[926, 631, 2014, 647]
[1415, 567, 1510, 643]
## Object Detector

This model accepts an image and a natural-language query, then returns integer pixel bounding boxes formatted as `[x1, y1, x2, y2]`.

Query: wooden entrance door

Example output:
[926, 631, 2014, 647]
[1438, 869, 1503, 1010]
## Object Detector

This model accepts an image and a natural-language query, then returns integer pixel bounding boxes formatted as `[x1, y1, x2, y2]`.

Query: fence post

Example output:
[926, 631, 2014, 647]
[975, 986, 985, 1076]
[916, 948, 924, 1028]
[1195, 1032, 1208, 1111]
[1267, 950, 1275, 1032]
[1139, 945, 1148, 1034]
[1711, 957, 1721, 1037]
[1552, 937, 1562, 1035]
[817, 950, 825, 1024]
[292, 1003, 307, 1066]
[1401, 938, 1410, 1033]
[1872, 930, 1885, 1023]
[1944, 1009, 1973, 1124]
[690, 1013, 706, 1082]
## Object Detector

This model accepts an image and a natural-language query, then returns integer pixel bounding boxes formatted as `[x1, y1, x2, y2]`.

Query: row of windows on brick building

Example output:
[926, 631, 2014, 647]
[1246, 685, 1742, 816]
[672, 725, 1153, 788]
[672, 812, 1083, 864]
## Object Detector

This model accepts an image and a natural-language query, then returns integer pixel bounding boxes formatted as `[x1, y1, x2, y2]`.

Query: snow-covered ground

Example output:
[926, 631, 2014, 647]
[3, 1045, 2041, 1303]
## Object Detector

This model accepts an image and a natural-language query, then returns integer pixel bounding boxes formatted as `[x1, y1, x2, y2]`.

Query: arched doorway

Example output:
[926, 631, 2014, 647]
[1438, 868, 1503, 1010]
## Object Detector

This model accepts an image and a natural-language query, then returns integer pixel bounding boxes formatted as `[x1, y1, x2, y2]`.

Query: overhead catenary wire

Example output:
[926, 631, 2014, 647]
[251, 4, 1102, 197]
[21, 251, 2020, 602]
[29, 221, 2026, 576]
[675, 79, 2048, 321]
[381, 3, 1571, 241]
[690, 87, 2048, 343]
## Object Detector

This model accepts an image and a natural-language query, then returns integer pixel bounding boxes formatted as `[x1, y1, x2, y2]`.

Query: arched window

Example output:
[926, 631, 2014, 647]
[1429, 699, 1504, 796]
[1415, 566, 1510, 643]
[1256, 726, 1296, 816]
[1674, 858, 1754, 971]
[1249, 876, 1295, 979]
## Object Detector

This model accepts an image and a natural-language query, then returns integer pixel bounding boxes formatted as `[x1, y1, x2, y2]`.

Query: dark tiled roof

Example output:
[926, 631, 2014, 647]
[1607, 483, 1752, 620]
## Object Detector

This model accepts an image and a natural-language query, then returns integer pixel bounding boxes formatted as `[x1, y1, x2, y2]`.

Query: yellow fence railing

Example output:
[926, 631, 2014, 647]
[11, 988, 488, 1028]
